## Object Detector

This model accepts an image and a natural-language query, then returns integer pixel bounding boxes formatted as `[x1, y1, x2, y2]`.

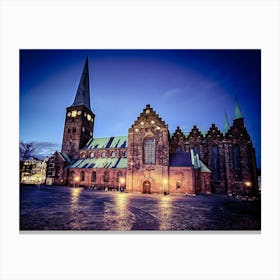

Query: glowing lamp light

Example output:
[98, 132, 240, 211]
[163, 179, 168, 184]
[74, 176, 80, 182]
[120, 177, 125, 184]
[245, 181, 252, 187]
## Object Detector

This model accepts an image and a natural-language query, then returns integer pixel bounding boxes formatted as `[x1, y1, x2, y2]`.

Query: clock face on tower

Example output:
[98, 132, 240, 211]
[67, 112, 71, 117]
[71, 110, 77, 117]
[87, 114, 91, 121]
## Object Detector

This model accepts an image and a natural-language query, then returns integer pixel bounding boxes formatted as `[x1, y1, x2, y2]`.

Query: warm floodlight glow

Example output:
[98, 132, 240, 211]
[163, 179, 168, 184]
[120, 177, 125, 184]
[245, 181, 252, 187]
[74, 176, 80, 182]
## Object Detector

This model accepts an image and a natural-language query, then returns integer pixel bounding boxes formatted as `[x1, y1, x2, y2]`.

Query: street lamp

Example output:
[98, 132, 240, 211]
[119, 177, 125, 192]
[74, 176, 79, 188]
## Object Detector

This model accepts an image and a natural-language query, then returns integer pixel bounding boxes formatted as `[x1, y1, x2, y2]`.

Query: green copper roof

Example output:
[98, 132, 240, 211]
[234, 96, 243, 120]
[68, 157, 127, 169]
[84, 136, 128, 150]
[224, 111, 230, 133]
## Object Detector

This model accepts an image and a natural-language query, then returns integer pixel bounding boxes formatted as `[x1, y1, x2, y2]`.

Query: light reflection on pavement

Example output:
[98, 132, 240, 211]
[20, 186, 261, 231]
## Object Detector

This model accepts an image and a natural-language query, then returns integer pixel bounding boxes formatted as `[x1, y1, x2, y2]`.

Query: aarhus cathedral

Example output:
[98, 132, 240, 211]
[46, 58, 258, 195]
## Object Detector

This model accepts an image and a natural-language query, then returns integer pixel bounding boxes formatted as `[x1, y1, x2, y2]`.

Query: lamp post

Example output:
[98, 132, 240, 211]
[163, 179, 168, 195]
[74, 176, 79, 188]
[120, 177, 125, 192]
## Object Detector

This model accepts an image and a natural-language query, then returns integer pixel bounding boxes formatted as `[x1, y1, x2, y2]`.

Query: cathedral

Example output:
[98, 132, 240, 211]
[46, 58, 258, 195]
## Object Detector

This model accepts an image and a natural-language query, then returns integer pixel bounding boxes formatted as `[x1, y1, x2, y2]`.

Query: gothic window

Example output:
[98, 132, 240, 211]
[101, 152, 106, 158]
[67, 128, 71, 133]
[91, 171, 96, 182]
[111, 151, 116, 158]
[81, 153, 86, 158]
[123, 151, 127, 157]
[233, 144, 242, 181]
[176, 146, 182, 152]
[193, 145, 199, 155]
[70, 170, 75, 179]
[90, 152, 94, 158]
[210, 145, 219, 181]
[73, 127, 76, 133]
[176, 182, 181, 189]
[116, 171, 122, 182]
[80, 171, 85, 181]
[103, 171, 109, 183]
[144, 137, 155, 164]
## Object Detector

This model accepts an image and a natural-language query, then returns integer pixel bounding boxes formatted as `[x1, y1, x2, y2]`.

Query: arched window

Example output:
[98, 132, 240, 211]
[233, 144, 242, 181]
[111, 151, 116, 158]
[81, 153, 86, 158]
[123, 151, 127, 158]
[101, 152, 106, 158]
[193, 145, 199, 155]
[91, 171, 96, 182]
[210, 145, 219, 181]
[144, 137, 155, 164]
[176, 146, 182, 152]
[80, 171, 85, 181]
[116, 171, 122, 182]
[90, 152, 94, 158]
[70, 170, 75, 179]
[103, 171, 109, 182]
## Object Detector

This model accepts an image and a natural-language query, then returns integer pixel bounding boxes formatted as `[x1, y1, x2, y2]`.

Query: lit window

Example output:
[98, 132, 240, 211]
[90, 152, 94, 158]
[123, 151, 127, 157]
[101, 152, 106, 158]
[144, 137, 155, 164]
[111, 151, 115, 158]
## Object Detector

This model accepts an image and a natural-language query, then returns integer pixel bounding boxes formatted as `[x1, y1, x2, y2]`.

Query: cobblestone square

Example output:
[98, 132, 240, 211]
[20, 185, 261, 231]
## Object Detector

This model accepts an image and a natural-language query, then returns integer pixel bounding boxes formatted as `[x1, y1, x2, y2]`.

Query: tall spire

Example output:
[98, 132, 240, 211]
[234, 95, 243, 120]
[71, 57, 91, 110]
[224, 110, 230, 133]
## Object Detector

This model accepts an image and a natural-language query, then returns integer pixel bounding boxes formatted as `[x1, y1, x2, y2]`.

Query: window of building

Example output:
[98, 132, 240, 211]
[103, 171, 109, 182]
[102, 152, 106, 158]
[67, 128, 71, 133]
[90, 152, 94, 158]
[111, 151, 116, 158]
[73, 127, 76, 133]
[176, 182, 181, 189]
[92, 171, 96, 182]
[210, 145, 219, 181]
[233, 144, 242, 181]
[123, 151, 127, 158]
[70, 170, 75, 179]
[81, 153, 86, 158]
[144, 137, 155, 164]
[193, 145, 199, 155]
[176, 146, 182, 152]
[80, 171, 85, 181]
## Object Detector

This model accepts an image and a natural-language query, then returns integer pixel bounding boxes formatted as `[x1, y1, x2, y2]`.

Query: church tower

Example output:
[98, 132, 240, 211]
[61, 58, 95, 160]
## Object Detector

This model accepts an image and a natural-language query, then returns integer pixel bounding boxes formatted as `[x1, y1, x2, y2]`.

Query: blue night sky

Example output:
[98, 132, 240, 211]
[20, 50, 261, 167]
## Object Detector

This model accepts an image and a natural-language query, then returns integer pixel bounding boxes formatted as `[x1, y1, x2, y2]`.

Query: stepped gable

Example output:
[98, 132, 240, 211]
[186, 125, 204, 141]
[129, 104, 168, 132]
[205, 124, 223, 141]
[170, 126, 186, 153]
[225, 123, 251, 142]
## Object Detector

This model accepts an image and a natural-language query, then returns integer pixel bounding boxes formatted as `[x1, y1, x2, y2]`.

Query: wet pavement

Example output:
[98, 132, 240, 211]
[20, 185, 261, 231]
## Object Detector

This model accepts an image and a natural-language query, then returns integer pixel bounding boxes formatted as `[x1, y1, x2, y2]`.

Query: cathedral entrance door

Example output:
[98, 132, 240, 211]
[143, 181, 151, 194]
